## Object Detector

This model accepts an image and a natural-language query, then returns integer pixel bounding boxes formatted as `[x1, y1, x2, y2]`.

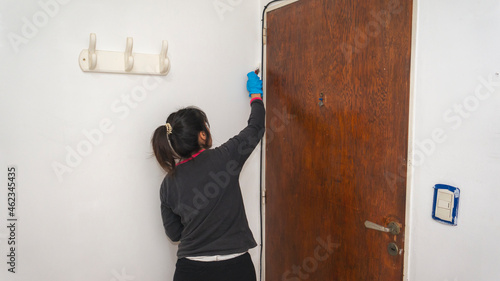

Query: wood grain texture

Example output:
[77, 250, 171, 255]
[265, 0, 412, 280]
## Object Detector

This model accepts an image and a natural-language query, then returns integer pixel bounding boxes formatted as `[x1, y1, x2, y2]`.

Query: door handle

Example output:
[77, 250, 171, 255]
[364, 221, 401, 235]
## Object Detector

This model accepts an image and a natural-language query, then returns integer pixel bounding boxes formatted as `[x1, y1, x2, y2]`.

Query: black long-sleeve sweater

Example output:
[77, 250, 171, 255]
[160, 98, 265, 258]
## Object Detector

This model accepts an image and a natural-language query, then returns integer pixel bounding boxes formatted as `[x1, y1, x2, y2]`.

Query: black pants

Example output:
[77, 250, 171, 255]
[173, 252, 257, 281]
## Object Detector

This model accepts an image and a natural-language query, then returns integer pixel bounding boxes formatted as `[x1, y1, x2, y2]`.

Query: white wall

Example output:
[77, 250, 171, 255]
[409, 0, 500, 280]
[0, 0, 262, 280]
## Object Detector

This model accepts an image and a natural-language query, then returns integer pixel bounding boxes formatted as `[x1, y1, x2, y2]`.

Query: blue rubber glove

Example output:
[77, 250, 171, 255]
[246, 71, 263, 97]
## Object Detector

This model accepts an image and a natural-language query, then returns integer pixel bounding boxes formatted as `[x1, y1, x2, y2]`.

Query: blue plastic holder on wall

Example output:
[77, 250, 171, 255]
[432, 184, 460, 226]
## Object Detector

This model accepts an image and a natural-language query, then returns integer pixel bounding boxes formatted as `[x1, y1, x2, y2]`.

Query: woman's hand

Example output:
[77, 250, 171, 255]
[247, 71, 263, 97]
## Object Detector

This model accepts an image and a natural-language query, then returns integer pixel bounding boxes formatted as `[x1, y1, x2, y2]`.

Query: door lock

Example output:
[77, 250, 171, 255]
[364, 220, 401, 235]
[387, 242, 399, 256]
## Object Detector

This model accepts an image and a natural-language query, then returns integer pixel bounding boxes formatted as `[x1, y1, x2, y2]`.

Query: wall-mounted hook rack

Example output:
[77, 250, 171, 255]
[79, 33, 171, 76]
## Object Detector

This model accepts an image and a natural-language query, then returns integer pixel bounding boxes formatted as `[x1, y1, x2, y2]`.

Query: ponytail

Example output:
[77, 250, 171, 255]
[151, 107, 212, 174]
[151, 124, 177, 173]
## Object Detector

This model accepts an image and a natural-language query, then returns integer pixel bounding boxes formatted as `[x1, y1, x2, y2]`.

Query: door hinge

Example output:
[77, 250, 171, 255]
[262, 189, 267, 205]
[263, 28, 267, 45]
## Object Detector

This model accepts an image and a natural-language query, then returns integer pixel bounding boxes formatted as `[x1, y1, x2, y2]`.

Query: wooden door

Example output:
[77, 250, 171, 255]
[264, 0, 412, 280]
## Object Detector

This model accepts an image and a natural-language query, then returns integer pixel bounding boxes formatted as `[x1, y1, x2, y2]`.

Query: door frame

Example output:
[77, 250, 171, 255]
[404, 1, 418, 280]
[260, 0, 419, 280]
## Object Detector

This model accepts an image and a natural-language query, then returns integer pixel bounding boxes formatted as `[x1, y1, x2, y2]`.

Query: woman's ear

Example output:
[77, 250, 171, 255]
[198, 131, 207, 146]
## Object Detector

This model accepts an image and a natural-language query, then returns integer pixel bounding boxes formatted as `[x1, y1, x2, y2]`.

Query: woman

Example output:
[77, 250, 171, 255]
[151, 71, 265, 281]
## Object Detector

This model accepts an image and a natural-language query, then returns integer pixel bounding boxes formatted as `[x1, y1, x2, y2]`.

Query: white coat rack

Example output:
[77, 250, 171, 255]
[79, 33, 171, 76]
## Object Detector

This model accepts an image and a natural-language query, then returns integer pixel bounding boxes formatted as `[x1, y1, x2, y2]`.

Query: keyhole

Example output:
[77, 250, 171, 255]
[387, 243, 398, 256]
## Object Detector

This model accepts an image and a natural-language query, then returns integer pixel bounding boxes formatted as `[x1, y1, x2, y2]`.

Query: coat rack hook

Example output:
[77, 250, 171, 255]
[159, 40, 170, 75]
[124, 37, 134, 72]
[79, 33, 171, 76]
[88, 33, 97, 70]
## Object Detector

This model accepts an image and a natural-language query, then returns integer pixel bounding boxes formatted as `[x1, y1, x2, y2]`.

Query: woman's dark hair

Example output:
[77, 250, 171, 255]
[151, 106, 211, 173]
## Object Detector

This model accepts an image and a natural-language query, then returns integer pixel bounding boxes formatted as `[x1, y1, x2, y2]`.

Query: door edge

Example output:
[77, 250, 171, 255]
[261, 3, 301, 281]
